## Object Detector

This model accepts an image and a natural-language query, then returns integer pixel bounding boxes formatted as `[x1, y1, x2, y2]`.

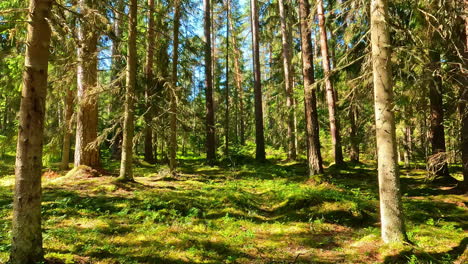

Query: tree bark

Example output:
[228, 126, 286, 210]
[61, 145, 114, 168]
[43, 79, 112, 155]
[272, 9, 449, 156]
[61, 88, 74, 170]
[428, 50, 450, 178]
[278, 0, 296, 160]
[204, 0, 216, 164]
[370, 0, 407, 243]
[10, 0, 52, 262]
[119, 0, 137, 181]
[349, 100, 359, 162]
[317, 0, 344, 165]
[224, 0, 230, 155]
[144, 0, 156, 164]
[459, 6, 468, 192]
[169, 0, 181, 173]
[230, 13, 245, 146]
[251, 0, 266, 161]
[299, 0, 323, 176]
[75, 0, 100, 168]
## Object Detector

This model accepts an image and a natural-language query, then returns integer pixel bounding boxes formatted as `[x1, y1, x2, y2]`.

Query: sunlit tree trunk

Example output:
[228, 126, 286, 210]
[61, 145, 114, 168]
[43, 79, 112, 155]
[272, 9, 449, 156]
[459, 6, 468, 192]
[204, 0, 216, 164]
[251, 0, 266, 161]
[75, 0, 100, 168]
[169, 0, 181, 173]
[119, 0, 137, 181]
[61, 88, 74, 170]
[278, 0, 296, 160]
[371, 0, 407, 243]
[10, 0, 52, 262]
[299, 0, 323, 176]
[144, 0, 156, 164]
[230, 13, 245, 146]
[317, 0, 344, 165]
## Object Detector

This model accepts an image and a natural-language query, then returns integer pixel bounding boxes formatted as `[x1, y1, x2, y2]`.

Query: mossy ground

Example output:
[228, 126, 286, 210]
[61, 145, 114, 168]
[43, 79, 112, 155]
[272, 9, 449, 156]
[0, 153, 466, 264]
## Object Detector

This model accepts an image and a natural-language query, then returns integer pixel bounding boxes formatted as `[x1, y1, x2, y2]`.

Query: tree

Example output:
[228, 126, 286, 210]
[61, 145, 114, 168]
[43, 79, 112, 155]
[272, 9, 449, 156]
[278, 0, 296, 160]
[298, 0, 323, 176]
[119, 0, 137, 181]
[370, 0, 407, 243]
[204, 0, 216, 164]
[75, 0, 100, 168]
[144, 0, 156, 164]
[224, 0, 230, 155]
[317, 0, 344, 165]
[251, 0, 266, 161]
[60, 87, 74, 170]
[169, 0, 181, 173]
[9, 0, 52, 262]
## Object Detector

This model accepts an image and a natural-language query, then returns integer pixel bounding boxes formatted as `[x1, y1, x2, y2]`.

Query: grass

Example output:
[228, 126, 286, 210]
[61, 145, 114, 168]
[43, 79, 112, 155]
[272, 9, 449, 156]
[0, 153, 466, 264]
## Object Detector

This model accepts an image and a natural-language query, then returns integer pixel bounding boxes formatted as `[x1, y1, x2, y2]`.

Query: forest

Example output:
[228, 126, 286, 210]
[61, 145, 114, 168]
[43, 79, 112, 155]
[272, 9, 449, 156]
[0, 0, 467, 263]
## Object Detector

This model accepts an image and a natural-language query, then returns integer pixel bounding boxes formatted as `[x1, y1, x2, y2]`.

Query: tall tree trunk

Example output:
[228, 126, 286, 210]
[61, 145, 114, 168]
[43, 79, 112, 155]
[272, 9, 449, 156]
[119, 0, 137, 181]
[251, 0, 266, 161]
[144, 0, 156, 164]
[10, 0, 52, 262]
[278, 0, 296, 160]
[61, 88, 74, 170]
[299, 0, 323, 176]
[204, 0, 216, 164]
[403, 126, 411, 168]
[317, 0, 344, 165]
[169, 0, 181, 173]
[75, 0, 100, 168]
[371, 0, 407, 243]
[459, 7, 468, 192]
[230, 14, 245, 145]
[428, 50, 450, 179]
[224, 0, 230, 155]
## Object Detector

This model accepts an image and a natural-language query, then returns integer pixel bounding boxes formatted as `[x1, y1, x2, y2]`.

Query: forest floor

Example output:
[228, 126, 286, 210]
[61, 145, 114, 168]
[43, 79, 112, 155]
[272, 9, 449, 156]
[0, 154, 467, 264]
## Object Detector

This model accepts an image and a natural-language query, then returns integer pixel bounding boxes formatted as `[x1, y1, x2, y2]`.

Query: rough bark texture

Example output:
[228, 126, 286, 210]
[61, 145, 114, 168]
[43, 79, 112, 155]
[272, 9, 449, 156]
[278, 0, 296, 160]
[75, 0, 100, 169]
[299, 0, 323, 176]
[251, 0, 266, 161]
[61, 88, 74, 170]
[317, 0, 344, 165]
[428, 50, 450, 178]
[460, 7, 468, 192]
[204, 0, 216, 164]
[169, 0, 181, 173]
[119, 0, 137, 181]
[144, 0, 156, 164]
[10, 0, 52, 262]
[370, 0, 407, 243]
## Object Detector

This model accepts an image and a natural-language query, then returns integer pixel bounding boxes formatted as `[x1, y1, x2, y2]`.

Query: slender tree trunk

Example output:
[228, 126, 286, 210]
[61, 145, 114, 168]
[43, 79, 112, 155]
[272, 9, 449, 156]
[169, 0, 181, 173]
[144, 0, 156, 164]
[251, 0, 266, 161]
[371, 0, 407, 243]
[119, 0, 137, 181]
[349, 99, 360, 162]
[204, 0, 216, 164]
[10, 0, 52, 262]
[428, 50, 450, 178]
[61, 88, 74, 170]
[459, 8, 468, 192]
[317, 0, 344, 165]
[230, 15, 245, 145]
[224, 0, 230, 155]
[278, 0, 296, 160]
[403, 126, 411, 168]
[299, 0, 323, 176]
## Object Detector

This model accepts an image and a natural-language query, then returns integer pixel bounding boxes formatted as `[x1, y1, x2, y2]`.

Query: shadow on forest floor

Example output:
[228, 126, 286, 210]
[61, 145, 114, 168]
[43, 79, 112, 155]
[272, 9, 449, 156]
[0, 154, 466, 263]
